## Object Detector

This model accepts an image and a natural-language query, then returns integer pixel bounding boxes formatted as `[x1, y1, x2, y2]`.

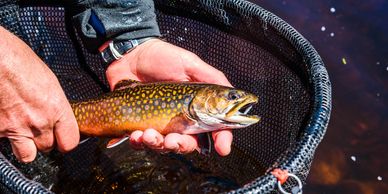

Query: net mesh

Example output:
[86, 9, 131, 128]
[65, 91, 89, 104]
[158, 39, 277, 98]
[0, 0, 331, 193]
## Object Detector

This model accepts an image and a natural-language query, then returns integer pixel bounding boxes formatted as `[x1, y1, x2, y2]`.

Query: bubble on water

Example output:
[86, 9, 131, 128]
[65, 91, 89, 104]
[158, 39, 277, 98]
[377, 176, 383, 181]
[330, 7, 336, 13]
[342, 58, 347, 65]
[330, 32, 335, 37]
[321, 26, 326, 31]
[350, 156, 356, 162]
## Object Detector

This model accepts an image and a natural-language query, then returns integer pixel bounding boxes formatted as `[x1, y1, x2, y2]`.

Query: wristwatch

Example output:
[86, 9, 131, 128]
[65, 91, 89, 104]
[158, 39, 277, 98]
[100, 37, 157, 65]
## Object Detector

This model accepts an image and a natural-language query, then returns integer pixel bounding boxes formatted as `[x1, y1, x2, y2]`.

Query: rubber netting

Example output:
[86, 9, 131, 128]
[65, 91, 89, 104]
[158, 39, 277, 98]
[0, 0, 331, 194]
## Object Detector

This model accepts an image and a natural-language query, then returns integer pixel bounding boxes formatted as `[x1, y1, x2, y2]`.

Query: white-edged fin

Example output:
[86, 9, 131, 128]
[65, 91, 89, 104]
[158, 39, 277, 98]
[79, 137, 91, 145]
[197, 133, 212, 156]
[106, 136, 129, 148]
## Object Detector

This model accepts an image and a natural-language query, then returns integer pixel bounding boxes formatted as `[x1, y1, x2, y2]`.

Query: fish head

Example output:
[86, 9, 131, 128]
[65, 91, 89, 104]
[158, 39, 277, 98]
[188, 85, 260, 131]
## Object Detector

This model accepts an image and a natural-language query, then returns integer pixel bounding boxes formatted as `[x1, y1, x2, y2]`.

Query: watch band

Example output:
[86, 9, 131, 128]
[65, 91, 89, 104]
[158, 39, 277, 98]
[100, 37, 157, 65]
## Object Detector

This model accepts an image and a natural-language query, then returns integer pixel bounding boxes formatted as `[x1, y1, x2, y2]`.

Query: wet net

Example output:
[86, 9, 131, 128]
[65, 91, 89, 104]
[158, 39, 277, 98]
[0, 0, 331, 193]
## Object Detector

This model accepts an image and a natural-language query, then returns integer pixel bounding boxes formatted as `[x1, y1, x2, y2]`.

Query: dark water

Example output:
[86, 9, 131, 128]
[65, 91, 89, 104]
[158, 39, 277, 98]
[253, 0, 388, 193]
[7, 137, 260, 194]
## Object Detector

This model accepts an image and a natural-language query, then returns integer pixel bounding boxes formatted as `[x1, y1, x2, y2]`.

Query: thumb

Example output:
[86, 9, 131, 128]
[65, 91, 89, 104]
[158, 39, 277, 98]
[54, 106, 80, 153]
[9, 136, 37, 163]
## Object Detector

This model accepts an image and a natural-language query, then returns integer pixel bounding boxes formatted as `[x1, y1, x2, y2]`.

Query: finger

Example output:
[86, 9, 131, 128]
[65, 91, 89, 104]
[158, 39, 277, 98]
[54, 107, 80, 152]
[105, 61, 140, 91]
[212, 130, 233, 156]
[164, 133, 198, 154]
[9, 136, 37, 163]
[184, 54, 232, 87]
[142, 129, 164, 149]
[33, 129, 55, 153]
[129, 130, 145, 149]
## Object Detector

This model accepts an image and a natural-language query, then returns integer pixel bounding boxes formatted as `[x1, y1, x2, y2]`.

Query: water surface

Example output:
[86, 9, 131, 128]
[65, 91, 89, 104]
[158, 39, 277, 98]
[254, 0, 388, 193]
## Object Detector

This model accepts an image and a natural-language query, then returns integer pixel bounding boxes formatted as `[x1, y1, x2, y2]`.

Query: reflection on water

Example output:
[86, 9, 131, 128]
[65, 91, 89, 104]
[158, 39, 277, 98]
[254, 0, 388, 193]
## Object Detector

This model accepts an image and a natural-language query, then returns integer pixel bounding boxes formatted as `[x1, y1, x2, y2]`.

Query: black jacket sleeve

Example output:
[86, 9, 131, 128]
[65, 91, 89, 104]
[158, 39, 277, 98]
[67, 0, 161, 53]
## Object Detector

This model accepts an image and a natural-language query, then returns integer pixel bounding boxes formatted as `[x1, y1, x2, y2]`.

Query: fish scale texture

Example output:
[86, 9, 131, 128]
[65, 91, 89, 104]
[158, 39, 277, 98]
[0, 0, 331, 194]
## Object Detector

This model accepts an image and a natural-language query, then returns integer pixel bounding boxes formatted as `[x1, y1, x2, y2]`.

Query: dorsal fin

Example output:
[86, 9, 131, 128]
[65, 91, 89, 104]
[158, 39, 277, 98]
[113, 79, 140, 90]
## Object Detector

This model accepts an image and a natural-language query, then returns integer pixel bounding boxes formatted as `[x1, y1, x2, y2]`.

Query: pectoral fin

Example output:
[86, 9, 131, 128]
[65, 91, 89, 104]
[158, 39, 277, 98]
[79, 137, 91, 145]
[107, 136, 129, 148]
[114, 79, 140, 90]
[197, 133, 212, 156]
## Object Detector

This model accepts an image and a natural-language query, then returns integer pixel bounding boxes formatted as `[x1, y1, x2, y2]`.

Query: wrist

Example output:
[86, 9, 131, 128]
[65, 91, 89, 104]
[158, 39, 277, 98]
[99, 37, 160, 67]
[103, 38, 163, 90]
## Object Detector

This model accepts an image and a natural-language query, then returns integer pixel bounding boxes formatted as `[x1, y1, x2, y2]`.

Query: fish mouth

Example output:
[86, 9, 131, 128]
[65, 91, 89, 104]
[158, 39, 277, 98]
[222, 96, 261, 127]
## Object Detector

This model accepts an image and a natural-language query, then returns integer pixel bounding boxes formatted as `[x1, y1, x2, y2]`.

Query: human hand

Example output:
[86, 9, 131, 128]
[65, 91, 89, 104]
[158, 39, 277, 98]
[103, 39, 233, 156]
[0, 27, 80, 163]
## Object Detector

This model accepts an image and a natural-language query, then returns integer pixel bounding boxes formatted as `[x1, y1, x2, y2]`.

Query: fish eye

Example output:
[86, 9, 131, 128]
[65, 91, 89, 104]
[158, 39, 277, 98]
[227, 91, 240, 100]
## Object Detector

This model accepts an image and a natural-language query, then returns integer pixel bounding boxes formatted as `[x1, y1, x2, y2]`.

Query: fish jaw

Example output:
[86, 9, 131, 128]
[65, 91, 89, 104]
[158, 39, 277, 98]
[192, 93, 260, 130]
[221, 95, 260, 127]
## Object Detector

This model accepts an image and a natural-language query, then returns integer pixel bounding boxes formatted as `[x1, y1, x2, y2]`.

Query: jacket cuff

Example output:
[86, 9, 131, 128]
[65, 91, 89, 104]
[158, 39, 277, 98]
[71, 0, 161, 53]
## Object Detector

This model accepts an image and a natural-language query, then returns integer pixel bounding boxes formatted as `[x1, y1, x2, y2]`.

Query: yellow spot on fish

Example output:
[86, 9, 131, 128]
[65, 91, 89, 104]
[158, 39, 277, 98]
[173, 91, 177, 95]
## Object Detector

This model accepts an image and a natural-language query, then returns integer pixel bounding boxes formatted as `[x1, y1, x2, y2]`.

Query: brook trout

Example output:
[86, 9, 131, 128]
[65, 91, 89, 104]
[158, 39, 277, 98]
[71, 80, 260, 148]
